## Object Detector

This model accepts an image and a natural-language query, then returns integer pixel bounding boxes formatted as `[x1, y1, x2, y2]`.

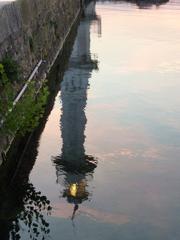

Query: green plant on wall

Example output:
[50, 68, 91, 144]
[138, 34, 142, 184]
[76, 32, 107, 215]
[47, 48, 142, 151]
[0, 64, 14, 120]
[1, 56, 20, 83]
[0, 63, 8, 85]
[2, 81, 49, 136]
[0, 55, 49, 137]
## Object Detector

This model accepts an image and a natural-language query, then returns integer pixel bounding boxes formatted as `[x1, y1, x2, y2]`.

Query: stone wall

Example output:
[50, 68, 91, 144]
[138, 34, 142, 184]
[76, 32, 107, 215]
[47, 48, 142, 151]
[0, 0, 81, 83]
[0, 0, 81, 164]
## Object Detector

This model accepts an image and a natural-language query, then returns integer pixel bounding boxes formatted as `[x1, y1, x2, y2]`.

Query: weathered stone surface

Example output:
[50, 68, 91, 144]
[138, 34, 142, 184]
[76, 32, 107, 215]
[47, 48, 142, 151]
[0, 0, 81, 163]
[0, 0, 80, 82]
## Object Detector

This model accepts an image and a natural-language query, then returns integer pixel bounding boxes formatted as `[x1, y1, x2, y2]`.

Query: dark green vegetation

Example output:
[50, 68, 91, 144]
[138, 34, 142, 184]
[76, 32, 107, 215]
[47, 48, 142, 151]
[0, 57, 20, 85]
[4, 82, 49, 136]
[0, 62, 16, 122]
[0, 57, 49, 137]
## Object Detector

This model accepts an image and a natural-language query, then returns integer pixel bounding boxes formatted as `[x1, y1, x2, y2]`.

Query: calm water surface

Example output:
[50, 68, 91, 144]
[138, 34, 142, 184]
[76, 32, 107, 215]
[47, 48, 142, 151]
[17, 1, 180, 239]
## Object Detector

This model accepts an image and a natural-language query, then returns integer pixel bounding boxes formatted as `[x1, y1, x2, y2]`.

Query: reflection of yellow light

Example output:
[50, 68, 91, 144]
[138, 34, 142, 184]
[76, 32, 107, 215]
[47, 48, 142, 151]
[70, 184, 77, 197]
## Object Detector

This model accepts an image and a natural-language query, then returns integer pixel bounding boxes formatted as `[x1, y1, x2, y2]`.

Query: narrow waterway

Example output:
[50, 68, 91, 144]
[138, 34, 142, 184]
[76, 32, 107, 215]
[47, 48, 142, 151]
[2, 0, 180, 239]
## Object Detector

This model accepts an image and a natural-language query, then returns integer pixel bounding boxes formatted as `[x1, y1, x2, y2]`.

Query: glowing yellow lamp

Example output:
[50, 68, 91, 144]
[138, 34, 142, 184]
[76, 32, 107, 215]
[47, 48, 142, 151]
[70, 183, 78, 197]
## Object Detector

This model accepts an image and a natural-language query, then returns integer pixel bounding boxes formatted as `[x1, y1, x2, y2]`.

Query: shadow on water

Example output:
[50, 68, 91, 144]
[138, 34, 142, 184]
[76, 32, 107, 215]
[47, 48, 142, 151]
[52, 1, 100, 221]
[0, 121, 53, 240]
[0, 11, 81, 240]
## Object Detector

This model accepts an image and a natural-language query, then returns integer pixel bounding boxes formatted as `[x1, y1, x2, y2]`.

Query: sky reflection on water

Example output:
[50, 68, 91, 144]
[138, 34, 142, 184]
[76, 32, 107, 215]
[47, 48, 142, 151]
[28, 1, 180, 239]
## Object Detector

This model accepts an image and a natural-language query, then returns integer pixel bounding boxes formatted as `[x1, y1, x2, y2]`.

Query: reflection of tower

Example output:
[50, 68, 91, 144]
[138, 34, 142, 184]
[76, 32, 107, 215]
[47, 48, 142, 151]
[53, 1, 99, 219]
[60, 1, 98, 167]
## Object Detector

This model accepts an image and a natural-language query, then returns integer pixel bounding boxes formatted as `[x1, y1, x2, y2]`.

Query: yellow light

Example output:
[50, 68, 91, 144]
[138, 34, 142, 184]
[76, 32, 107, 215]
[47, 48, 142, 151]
[70, 183, 78, 197]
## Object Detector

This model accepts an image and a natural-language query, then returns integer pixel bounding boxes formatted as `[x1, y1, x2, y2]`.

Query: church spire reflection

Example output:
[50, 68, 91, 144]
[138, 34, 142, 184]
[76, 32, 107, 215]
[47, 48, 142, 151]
[53, 1, 100, 219]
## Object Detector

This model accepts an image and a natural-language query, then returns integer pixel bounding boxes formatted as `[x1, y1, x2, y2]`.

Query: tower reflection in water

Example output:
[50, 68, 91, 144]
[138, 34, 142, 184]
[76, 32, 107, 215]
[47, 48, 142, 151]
[53, 1, 100, 220]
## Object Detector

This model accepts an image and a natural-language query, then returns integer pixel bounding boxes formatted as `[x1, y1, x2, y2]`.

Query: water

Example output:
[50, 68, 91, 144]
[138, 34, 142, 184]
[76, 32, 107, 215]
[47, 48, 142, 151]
[2, 0, 180, 239]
